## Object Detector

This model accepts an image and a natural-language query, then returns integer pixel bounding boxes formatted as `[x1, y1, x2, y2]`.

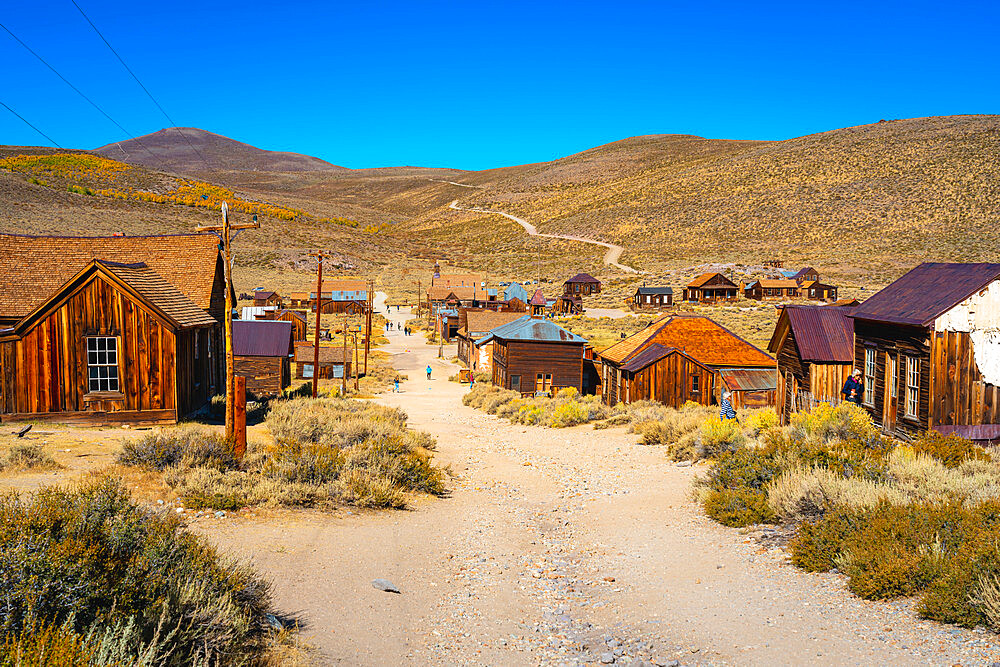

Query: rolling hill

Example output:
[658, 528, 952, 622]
[95, 127, 347, 175]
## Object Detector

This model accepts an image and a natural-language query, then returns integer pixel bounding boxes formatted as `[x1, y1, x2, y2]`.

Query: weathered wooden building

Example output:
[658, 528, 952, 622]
[265, 309, 308, 341]
[483, 315, 587, 395]
[682, 273, 739, 302]
[252, 290, 282, 308]
[293, 343, 351, 380]
[791, 267, 821, 284]
[850, 263, 1000, 437]
[632, 286, 673, 310]
[744, 279, 801, 300]
[556, 294, 583, 315]
[232, 320, 293, 396]
[597, 315, 777, 408]
[563, 273, 601, 297]
[455, 310, 524, 372]
[529, 289, 548, 317]
[768, 305, 855, 422]
[0, 234, 225, 424]
[802, 281, 839, 302]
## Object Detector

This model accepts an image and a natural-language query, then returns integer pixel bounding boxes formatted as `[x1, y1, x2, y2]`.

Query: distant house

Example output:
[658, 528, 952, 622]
[311, 280, 368, 314]
[265, 309, 307, 341]
[481, 315, 588, 395]
[503, 297, 528, 313]
[0, 233, 225, 424]
[252, 290, 282, 308]
[504, 282, 529, 304]
[563, 273, 601, 297]
[556, 294, 583, 316]
[293, 342, 351, 380]
[433, 273, 481, 288]
[802, 281, 839, 302]
[632, 286, 673, 310]
[529, 289, 548, 317]
[232, 320, 293, 396]
[597, 315, 777, 408]
[682, 273, 739, 303]
[850, 263, 1000, 437]
[744, 279, 801, 300]
[456, 310, 525, 372]
[792, 267, 820, 284]
[768, 305, 855, 422]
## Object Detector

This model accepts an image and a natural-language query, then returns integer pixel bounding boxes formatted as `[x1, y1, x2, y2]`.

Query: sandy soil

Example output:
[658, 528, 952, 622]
[198, 302, 1000, 666]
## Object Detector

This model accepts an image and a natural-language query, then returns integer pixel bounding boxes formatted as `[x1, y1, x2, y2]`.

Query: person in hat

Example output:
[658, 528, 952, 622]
[842, 368, 864, 405]
[720, 391, 738, 421]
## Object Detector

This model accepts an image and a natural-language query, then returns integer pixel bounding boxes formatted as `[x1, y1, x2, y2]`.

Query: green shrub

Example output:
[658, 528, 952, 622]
[0, 478, 272, 664]
[1, 443, 59, 472]
[700, 416, 747, 458]
[549, 402, 589, 427]
[790, 510, 855, 571]
[911, 431, 992, 468]
[118, 426, 234, 471]
[703, 488, 775, 527]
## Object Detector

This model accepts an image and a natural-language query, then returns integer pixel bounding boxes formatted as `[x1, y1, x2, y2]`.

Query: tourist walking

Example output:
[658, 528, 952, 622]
[720, 391, 738, 421]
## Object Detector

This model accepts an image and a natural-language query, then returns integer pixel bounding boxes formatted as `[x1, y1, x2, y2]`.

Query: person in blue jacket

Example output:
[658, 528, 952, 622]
[842, 368, 864, 405]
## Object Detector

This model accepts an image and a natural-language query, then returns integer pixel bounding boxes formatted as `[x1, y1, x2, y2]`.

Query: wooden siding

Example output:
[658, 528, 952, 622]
[0, 274, 200, 420]
[614, 354, 714, 408]
[854, 319, 930, 435]
[492, 340, 584, 394]
[930, 329, 1000, 427]
[235, 355, 289, 396]
[632, 293, 673, 309]
[774, 326, 851, 422]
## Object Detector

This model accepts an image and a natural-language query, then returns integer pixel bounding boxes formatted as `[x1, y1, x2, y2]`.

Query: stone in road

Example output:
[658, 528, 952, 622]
[200, 298, 999, 665]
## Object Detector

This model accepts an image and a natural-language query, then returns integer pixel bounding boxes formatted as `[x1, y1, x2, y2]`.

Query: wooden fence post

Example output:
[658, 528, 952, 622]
[234, 375, 247, 459]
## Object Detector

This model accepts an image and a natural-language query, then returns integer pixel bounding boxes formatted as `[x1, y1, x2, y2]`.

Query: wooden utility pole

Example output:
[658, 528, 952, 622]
[196, 202, 258, 446]
[364, 279, 373, 376]
[416, 280, 421, 317]
[341, 310, 348, 396]
[308, 251, 327, 398]
[353, 328, 360, 391]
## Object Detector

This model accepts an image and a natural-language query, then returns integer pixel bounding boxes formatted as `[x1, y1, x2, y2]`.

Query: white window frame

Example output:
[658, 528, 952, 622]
[302, 363, 314, 379]
[87, 336, 120, 393]
[905, 356, 920, 418]
[863, 348, 876, 407]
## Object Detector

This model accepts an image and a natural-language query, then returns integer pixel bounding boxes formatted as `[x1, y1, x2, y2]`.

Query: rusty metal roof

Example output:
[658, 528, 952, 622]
[619, 344, 705, 373]
[773, 305, 855, 363]
[233, 320, 293, 357]
[529, 289, 547, 306]
[719, 368, 777, 392]
[934, 424, 1000, 443]
[479, 315, 586, 344]
[851, 263, 1000, 326]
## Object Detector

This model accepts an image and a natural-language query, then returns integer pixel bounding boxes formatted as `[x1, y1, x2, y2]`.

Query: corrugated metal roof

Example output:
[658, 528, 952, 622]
[778, 305, 854, 363]
[719, 368, 777, 392]
[934, 424, 1000, 443]
[480, 315, 586, 344]
[233, 320, 293, 357]
[637, 286, 673, 295]
[241, 305, 276, 320]
[504, 283, 529, 302]
[851, 263, 1000, 326]
[464, 310, 524, 336]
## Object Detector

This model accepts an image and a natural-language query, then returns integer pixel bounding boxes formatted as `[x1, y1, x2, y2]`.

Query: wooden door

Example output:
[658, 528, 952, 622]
[883, 352, 898, 432]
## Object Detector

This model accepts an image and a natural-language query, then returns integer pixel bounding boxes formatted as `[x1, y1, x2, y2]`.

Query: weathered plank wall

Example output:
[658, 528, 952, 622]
[492, 340, 583, 393]
[234, 355, 289, 396]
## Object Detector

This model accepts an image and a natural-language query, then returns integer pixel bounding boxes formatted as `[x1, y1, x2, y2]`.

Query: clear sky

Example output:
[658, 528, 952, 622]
[1, 1, 997, 170]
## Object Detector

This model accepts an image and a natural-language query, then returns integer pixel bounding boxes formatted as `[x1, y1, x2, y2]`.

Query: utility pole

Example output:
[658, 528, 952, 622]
[342, 310, 348, 396]
[416, 279, 421, 317]
[354, 327, 360, 391]
[364, 279, 373, 376]
[308, 250, 326, 399]
[196, 202, 258, 446]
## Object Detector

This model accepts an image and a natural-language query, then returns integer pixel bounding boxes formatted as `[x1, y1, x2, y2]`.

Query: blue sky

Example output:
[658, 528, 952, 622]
[1, 1, 997, 170]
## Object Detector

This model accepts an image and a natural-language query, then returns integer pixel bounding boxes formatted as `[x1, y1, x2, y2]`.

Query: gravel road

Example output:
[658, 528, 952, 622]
[201, 303, 1000, 666]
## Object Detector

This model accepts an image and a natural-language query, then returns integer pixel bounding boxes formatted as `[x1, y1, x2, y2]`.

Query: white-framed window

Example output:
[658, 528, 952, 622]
[864, 348, 876, 406]
[302, 363, 314, 379]
[906, 357, 920, 418]
[87, 336, 119, 393]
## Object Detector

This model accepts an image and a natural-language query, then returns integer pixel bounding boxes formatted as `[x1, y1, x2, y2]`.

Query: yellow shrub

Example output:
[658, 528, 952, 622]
[746, 408, 779, 436]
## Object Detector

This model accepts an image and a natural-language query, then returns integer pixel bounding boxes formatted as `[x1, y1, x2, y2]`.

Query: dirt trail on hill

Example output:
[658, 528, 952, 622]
[448, 200, 638, 274]
[201, 297, 998, 666]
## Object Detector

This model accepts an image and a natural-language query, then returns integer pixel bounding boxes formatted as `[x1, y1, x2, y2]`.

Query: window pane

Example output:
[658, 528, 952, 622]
[89, 351, 98, 365]
[89, 378, 100, 391]
[89, 367, 99, 379]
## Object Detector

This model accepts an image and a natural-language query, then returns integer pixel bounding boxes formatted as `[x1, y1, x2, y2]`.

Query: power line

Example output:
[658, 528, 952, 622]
[70, 0, 214, 172]
[0, 20, 167, 171]
[0, 100, 63, 149]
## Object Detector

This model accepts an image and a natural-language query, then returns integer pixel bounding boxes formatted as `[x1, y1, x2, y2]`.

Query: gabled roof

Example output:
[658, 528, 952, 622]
[565, 272, 600, 284]
[276, 309, 307, 322]
[463, 310, 524, 337]
[620, 344, 705, 374]
[792, 267, 818, 280]
[478, 315, 586, 345]
[687, 272, 736, 289]
[233, 320, 293, 357]
[636, 286, 673, 295]
[850, 263, 1000, 326]
[598, 315, 775, 368]
[253, 290, 277, 300]
[529, 289, 547, 306]
[504, 282, 529, 302]
[0, 232, 222, 320]
[14, 260, 217, 334]
[752, 278, 800, 289]
[719, 368, 778, 392]
[768, 305, 854, 363]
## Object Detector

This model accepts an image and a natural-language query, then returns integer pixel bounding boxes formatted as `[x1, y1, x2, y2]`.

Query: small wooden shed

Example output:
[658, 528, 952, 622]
[232, 320, 293, 396]
[632, 286, 673, 310]
[682, 273, 739, 302]
[768, 305, 855, 422]
[616, 344, 714, 407]
[293, 343, 351, 380]
[252, 290, 282, 308]
[267, 309, 307, 341]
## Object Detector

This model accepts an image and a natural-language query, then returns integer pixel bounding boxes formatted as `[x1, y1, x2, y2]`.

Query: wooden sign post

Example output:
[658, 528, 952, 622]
[233, 375, 247, 459]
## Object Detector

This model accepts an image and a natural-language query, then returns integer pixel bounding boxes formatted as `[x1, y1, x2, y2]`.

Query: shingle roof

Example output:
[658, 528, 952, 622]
[463, 310, 524, 336]
[598, 315, 775, 367]
[565, 272, 600, 284]
[479, 315, 586, 344]
[687, 272, 735, 288]
[253, 290, 277, 300]
[753, 279, 801, 289]
[636, 286, 673, 295]
[294, 342, 349, 363]
[529, 289, 547, 306]
[435, 274, 481, 288]
[101, 261, 218, 329]
[620, 344, 685, 373]
[0, 233, 221, 321]
[769, 305, 854, 363]
[233, 320, 293, 357]
[851, 263, 1000, 326]
[428, 285, 484, 302]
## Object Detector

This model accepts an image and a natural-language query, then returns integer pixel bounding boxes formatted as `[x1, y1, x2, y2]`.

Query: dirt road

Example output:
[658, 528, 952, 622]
[203, 303, 998, 666]
[448, 201, 638, 274]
